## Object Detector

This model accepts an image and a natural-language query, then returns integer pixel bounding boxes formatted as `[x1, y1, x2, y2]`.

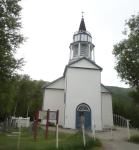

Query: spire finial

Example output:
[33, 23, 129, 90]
[81, 11, 84, 18]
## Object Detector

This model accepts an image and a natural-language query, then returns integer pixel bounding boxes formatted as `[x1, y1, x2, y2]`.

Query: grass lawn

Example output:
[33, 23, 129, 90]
[0, 127, 102, 150]
[130, 135, 139, 144]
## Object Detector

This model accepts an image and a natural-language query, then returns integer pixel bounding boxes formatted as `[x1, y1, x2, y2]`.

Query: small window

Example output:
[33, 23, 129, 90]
[77, 104, 90, 112]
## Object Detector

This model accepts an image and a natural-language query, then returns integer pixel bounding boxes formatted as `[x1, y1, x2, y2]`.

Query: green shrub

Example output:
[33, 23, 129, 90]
[58, 132, 101, 150]
[130, 135, 139, 143]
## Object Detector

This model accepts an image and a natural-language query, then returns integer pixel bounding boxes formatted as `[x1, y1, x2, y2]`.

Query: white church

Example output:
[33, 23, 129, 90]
[42, 16, 113, 130]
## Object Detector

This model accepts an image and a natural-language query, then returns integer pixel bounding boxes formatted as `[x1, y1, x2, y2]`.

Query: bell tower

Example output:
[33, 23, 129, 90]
[69, 15, 95, 63]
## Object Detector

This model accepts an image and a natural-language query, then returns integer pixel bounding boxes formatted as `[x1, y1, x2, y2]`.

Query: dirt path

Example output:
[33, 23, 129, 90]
[89, 128, 139, 150]
[101, 139, 139, 150]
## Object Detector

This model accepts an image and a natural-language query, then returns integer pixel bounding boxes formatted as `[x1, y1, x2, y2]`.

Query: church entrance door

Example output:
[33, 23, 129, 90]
[76, 103, 91, 129]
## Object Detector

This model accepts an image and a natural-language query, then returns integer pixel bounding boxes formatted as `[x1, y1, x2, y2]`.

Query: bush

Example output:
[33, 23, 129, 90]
[58, 132, 101, 150]
[130, 135, 139, 143]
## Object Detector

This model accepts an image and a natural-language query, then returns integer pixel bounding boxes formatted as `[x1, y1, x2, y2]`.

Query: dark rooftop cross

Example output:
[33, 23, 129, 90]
[81, 11, 84, 18]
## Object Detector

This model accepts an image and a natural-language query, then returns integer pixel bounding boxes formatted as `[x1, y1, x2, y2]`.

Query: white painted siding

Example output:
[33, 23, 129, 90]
[88, 36, 92, 42]
[42, 89, 64, 126]
[75, 35, 78, 42]
[78, 35, 80, 41]
[46, 77, 65, 89]
[64, 68, 102, 130]
[101, 93, 113, 128]
[74, 34, 88, 42]
[80, 34, 87, 41]
[70, 59, 99, 69]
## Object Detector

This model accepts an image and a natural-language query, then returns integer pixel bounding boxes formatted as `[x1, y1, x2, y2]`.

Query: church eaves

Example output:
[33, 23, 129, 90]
[101, 84, 113, 94]
[42, 76, 64, 89]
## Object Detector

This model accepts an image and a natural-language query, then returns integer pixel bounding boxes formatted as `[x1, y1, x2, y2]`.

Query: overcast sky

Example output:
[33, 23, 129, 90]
[16, 0, 139, 88]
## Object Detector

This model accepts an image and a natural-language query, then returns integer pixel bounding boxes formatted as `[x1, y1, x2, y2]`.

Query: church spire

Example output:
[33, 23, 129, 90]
[79, 12, 86, 31]
[79, 18, 86, 31]
[69, 14, 95, 63]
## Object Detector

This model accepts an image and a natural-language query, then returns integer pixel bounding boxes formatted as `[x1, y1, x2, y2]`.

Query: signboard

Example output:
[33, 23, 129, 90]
[35, 109, 59, 139]
[49, 111, 57, 120]
[39, 111, 56, 120]
[39, 111, 47, 119]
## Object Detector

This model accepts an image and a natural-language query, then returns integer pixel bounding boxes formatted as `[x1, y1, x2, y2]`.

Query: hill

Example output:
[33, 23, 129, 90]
[106, 86, 132, 102]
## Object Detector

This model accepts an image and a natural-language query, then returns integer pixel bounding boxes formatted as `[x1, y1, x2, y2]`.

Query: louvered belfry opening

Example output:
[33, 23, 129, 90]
[80, 44, 88, 57]
[73, 44, 78, 58]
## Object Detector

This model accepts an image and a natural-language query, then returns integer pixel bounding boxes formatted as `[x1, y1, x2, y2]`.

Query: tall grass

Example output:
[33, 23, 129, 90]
[0, 127, 101, 150]
[130, 135, 139, 144]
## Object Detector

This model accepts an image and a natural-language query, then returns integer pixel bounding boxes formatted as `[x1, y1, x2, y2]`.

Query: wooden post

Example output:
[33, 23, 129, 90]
[55, 110, 59, 136]
[115, 114, 116, 125]
[56, 124, 58, 148]
[92, 121, 95, 141]
[82, 124, 86, 146]
[45, 109, 50, 139]
[111, 126, 113, 141]
[127, 119, 130, 140]
[34, 108, 39, 139]
[56, 110, 59, 125]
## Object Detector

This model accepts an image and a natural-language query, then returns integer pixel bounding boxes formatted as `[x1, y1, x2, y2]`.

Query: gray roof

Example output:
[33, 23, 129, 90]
[42, 76, 64, 89]
[101, 83, 113, 94]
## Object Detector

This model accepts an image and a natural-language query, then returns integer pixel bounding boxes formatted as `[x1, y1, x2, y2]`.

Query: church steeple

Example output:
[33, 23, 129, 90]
[79, 18, 86, 31]
[68, 15, 95, 63]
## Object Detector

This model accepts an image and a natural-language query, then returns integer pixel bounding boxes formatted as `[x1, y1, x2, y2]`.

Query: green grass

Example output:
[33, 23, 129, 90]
[130, 135, 139, 144]
[0, 127, 102, 150]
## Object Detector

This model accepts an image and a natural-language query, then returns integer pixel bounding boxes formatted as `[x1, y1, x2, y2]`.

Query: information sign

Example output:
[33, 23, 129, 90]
[49, 111, 57, 120]
[39, 111, 56, 120]
[39, 111, 47, 119]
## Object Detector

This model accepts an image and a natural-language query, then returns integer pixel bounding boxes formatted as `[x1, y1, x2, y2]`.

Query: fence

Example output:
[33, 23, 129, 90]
[112, 114, 130, 140]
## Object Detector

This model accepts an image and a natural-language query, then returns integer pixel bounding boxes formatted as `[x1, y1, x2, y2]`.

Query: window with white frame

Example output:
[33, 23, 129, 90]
[77, 104, 90, 112]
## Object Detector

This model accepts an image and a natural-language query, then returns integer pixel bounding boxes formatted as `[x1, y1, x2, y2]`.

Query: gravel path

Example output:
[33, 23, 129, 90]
[101, 139, 139, 150]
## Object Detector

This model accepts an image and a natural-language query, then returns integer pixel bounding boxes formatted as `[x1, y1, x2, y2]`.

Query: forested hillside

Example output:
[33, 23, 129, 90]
[106, 86, 132, 101]
[106, 86, 139, 127]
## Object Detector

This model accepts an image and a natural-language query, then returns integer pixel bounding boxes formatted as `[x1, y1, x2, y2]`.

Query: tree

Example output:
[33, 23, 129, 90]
[27, 80, 45, 119]
[112, 13, 139, 102]
[0, 0, 26, 83]
[0, 0, 26, 116]
[112, 98, 139, 127]
[11, 75, 45, 119]
[12, 74, 32, 117]
[0, 79, 15, 117]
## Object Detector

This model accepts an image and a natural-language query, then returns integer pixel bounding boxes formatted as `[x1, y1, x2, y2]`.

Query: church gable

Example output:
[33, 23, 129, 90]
[101, 84, 113, 94]
[43, 76, 65, 89]
[70, 59, 99, 69]
[63, 57, 102, 75]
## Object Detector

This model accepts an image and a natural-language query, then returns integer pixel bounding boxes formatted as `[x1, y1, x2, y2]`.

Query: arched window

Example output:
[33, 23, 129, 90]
[77, 104, 90, 112]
